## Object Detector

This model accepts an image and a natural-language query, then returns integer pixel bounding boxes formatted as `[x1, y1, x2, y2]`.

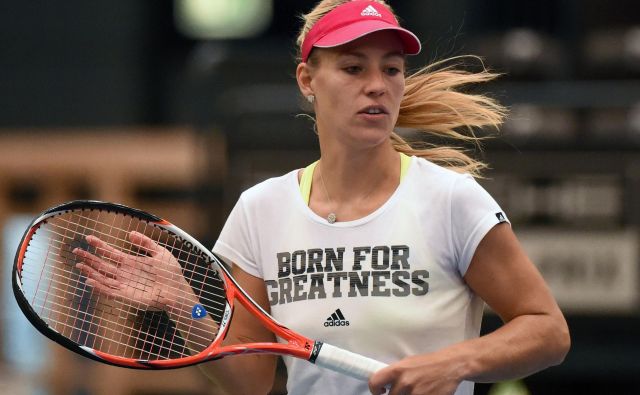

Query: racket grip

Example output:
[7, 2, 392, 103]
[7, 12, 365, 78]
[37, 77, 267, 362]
[313, 342, 388, 381]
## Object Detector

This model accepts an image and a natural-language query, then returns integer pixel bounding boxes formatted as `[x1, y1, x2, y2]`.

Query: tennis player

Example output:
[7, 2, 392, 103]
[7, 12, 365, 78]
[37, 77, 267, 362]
[207, 1, 570, 394]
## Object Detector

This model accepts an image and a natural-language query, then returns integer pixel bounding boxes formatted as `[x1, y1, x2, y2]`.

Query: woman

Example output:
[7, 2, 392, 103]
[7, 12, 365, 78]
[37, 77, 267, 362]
[211, 1, 569, 394]
[77, 1, 570, 394]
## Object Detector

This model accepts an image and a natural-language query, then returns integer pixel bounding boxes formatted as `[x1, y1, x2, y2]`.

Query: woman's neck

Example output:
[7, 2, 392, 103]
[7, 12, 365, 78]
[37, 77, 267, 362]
[309, 142, 401, 222]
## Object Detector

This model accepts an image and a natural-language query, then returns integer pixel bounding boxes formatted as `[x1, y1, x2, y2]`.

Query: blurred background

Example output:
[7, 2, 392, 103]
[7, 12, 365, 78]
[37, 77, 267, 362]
[1, 0, 639, 394]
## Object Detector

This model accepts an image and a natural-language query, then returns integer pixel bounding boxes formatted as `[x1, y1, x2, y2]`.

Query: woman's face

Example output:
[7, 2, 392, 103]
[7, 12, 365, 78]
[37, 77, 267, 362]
[300, 30, 406, 150]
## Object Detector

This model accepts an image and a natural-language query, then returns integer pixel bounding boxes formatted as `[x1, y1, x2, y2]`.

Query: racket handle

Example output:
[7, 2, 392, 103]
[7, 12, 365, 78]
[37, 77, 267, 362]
[313, 342, 388, 381]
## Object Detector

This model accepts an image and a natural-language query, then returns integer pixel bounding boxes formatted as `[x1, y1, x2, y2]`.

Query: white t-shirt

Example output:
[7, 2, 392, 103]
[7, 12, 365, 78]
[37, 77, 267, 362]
[213, 156, 508, 395]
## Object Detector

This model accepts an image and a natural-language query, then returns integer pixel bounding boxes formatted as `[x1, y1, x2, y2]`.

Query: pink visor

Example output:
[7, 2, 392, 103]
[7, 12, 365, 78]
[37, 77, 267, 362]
[301, 0, 422, 62]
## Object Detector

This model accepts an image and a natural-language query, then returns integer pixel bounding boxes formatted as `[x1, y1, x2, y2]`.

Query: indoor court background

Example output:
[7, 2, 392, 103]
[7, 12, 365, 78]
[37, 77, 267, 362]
[1, 1, 639, 394]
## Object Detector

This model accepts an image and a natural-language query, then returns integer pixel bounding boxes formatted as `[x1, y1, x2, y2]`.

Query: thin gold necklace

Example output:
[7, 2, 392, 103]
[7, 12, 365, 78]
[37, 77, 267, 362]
[318, 162, 337, 224]
[318, 159, 397, 224]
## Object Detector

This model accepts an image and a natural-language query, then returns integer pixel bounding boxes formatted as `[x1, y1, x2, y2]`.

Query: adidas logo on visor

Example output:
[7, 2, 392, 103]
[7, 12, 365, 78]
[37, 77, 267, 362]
[324, 308, 350, 327]
[361, 5, 382, 17]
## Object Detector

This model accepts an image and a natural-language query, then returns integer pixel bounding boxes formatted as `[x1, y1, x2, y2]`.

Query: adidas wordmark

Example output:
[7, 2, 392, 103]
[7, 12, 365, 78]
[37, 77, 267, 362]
[324, 308, 350, 327]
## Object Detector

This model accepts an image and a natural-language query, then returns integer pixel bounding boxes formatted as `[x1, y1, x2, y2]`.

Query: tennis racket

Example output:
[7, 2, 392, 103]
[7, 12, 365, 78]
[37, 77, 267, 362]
[12, 200, 387, 381]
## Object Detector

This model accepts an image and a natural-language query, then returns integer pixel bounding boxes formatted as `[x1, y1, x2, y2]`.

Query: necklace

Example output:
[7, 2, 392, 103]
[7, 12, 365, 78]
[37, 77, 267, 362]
[318, 162, 337, 224]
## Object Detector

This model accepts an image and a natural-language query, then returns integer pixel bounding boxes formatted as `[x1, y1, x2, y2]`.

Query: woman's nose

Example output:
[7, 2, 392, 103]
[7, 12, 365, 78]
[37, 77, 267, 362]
[364, 71, 387, 96]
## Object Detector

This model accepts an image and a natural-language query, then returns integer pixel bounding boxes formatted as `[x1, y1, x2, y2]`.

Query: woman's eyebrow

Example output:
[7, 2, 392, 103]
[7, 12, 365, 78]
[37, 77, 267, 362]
[336, 51, 405, 60]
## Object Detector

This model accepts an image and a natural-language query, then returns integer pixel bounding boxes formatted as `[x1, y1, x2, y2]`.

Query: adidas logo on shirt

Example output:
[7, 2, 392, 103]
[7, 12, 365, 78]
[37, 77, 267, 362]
[324, 308, 350, 327]
[361, 5, 382, 17]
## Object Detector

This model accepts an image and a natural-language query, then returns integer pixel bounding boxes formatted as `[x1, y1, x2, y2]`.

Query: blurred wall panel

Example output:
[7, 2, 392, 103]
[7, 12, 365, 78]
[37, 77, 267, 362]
[0, 1, 176, 127]
[0, 127, 224, 395]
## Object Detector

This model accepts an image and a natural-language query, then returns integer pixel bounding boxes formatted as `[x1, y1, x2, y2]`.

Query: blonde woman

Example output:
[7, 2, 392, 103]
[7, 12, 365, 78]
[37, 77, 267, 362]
[208, 1, 571, 394]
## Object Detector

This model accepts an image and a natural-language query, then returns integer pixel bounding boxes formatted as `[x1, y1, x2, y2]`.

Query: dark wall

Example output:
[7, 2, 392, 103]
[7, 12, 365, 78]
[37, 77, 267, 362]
[0, 1, 177, 127]
[6, 0, 637, 128]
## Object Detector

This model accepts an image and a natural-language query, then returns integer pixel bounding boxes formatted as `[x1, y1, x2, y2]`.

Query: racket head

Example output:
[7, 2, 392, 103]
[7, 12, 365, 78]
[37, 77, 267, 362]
[12, 200, 234, 369]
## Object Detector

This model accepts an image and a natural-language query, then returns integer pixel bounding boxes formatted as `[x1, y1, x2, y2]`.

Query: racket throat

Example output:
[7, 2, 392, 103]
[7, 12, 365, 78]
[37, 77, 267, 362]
[308, 341, 324, 364]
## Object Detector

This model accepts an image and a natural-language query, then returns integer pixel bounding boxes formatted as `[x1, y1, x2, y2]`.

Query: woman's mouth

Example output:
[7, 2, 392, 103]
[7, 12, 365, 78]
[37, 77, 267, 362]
[358, 105, 388, 118]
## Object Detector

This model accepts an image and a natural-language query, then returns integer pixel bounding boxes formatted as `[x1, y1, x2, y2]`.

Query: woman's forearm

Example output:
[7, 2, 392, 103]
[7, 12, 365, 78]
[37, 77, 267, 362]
[453, 312, 570, 383]
[164, 282, 278, 394]
[197, 352, 277, 395]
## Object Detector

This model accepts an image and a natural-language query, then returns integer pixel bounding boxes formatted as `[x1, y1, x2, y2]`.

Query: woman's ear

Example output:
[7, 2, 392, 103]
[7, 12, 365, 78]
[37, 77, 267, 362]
[296, 62, 314, 99]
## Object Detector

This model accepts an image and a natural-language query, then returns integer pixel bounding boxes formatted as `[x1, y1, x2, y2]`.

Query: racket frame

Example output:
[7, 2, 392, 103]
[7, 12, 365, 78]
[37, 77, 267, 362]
[13, 200, 318, 369]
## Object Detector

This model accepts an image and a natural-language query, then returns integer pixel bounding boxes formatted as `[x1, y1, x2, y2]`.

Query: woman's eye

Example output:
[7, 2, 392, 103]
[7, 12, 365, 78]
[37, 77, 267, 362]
[385, 67, 402, 76]
[344, 66, 362, 74]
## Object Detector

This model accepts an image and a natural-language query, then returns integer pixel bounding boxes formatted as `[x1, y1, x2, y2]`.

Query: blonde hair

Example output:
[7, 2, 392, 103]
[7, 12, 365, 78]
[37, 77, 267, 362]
[298, 0, 506, 177]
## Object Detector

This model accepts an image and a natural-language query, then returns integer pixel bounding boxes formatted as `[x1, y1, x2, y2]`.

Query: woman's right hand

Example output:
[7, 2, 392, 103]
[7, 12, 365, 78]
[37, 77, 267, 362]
[73, 231, 189, 312]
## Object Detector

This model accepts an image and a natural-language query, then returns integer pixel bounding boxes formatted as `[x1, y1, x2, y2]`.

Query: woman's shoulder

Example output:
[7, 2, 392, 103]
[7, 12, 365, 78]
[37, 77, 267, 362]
[411, 156, 472, 184]
[238, 169, 300, 204]
[406, 156, 491, 206]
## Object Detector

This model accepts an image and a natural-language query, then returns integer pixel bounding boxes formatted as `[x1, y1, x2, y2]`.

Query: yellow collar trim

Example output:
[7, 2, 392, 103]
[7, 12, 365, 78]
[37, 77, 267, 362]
[300, 153, 411, 205]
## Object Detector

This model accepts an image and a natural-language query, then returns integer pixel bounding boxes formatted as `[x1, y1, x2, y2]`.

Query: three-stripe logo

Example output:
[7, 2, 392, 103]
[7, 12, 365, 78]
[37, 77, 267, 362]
[360, 5, 382, 17]
[324, 308, 350, 327]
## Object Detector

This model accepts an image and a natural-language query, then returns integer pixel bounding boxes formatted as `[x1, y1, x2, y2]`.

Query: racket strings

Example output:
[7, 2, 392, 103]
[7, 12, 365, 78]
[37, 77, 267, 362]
[23, 233, 227, 335]
[32, 214, 225, 304]
[23, 263, 214, 360]
[26, 289, 211, 359]
[20, 209, 228, 361]
[22, 253, 220, 359]
[24, 234, 226, 310]
[21, 258, 226, 332]
[94, 209, 186, 360]
[51, 214, 220, 289]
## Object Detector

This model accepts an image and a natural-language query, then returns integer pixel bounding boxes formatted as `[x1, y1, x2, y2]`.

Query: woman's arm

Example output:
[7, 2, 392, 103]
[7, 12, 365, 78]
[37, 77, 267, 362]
[197, 264, 278, 395]
[369, 223, 570, 395]
[457, 223, 570, 381]
[75, 233, 278, 394]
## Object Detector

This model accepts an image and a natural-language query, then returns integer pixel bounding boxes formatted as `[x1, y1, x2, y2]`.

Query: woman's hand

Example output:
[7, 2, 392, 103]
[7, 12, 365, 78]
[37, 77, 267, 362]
[368, 350, 463, 395]
[73, 231, 189, 311]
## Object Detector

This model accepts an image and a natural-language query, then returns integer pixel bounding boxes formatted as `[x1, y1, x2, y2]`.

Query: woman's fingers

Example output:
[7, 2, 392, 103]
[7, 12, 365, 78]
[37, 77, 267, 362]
[73, 247, 119, 278]
[85, 235, 126, 264]
[82, 232, 161, 269]
[369, 366, 393, 395]
[128, 231, 163, 257]
[129, 231, 181, 275]
[75, 262, 122, 293]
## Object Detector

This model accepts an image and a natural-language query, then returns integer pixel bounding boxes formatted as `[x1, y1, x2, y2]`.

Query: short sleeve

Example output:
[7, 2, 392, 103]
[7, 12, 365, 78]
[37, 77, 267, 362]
[451, 175, 509, 275]
[212, 195, 262, 278]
